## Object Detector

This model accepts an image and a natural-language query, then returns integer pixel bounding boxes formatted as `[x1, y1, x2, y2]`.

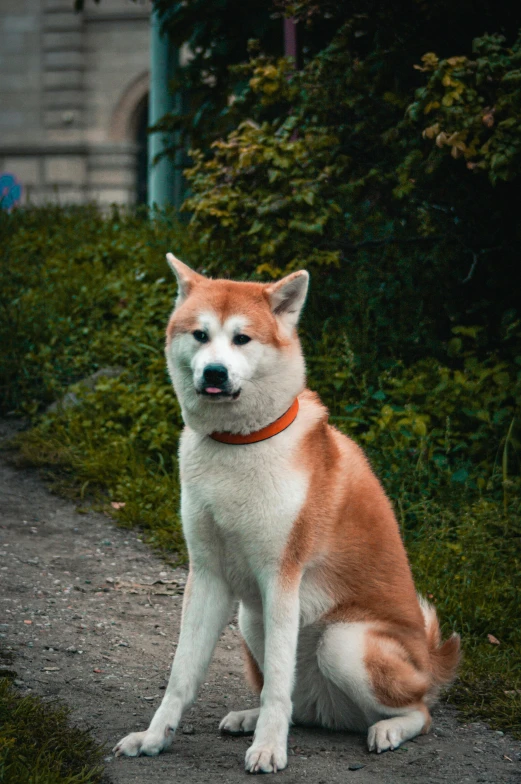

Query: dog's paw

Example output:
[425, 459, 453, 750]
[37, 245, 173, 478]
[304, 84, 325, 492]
[220, 708, 259, 735]
[367, 719, 407, 753]
[113, 729, 171, 757]
[245, 741, 287, 774]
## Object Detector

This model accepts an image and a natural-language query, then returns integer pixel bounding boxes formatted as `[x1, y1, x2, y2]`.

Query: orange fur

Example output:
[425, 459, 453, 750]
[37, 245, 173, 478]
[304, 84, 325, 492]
[166, 277, 289, 348]
[280, 389, 459, 709]
[364, 630, 430, 707]
[242, 640, 264, 694]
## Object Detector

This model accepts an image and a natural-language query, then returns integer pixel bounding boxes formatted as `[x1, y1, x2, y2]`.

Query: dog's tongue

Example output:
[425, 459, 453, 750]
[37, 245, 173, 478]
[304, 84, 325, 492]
[205, 387, 222, 394]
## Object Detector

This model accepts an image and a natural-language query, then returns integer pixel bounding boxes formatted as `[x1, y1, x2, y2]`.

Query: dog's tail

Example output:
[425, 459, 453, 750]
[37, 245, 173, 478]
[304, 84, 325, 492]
[419, 596, 461, 699]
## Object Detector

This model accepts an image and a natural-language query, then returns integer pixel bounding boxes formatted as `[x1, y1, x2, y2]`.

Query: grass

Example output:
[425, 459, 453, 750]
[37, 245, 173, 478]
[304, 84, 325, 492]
[0, 655, 105, 784]
[1, 205, 520, 738]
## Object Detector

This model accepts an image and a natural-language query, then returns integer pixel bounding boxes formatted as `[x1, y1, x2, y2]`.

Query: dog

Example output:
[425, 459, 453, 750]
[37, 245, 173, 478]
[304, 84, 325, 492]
[114, 255, 460, 773]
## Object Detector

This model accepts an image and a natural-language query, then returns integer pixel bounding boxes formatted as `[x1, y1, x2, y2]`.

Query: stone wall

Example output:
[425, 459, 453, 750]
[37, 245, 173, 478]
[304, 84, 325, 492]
[0, 0, 149, 207]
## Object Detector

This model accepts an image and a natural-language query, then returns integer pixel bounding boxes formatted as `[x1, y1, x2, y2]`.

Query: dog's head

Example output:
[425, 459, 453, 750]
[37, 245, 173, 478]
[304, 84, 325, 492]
[165, 254, 309, 434]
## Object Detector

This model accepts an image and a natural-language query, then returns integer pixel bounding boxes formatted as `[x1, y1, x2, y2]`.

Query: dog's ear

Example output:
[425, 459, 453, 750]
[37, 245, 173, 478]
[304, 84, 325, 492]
[166, 253, 204, 307]
[266, 270, 309, 329]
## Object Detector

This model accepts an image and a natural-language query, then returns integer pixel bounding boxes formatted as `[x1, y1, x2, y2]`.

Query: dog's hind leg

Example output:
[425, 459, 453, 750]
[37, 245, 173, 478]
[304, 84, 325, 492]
[316, 621, 432, 752]
[220, 707, 260, 735]
[220, 603, 263, 736]
[367, 708, 430, 753]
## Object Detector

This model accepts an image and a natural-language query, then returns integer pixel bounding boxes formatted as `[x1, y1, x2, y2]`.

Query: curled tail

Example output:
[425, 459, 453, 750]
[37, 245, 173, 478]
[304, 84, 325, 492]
[419, 596, 461, 700]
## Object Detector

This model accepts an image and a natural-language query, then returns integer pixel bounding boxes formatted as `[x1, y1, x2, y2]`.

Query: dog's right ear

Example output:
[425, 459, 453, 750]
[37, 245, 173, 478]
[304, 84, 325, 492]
[166, 253, 204, 307]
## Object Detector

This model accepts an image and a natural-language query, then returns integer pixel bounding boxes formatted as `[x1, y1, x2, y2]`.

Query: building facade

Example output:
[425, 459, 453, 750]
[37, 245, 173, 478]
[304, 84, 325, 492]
[0, 0, 150, 207]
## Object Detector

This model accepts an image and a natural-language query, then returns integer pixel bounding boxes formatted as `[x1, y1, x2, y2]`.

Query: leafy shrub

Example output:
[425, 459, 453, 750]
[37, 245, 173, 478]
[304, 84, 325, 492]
[0, 205, 194, 414]
[410, 32, 521, 183]
[181, 6, 521, 366]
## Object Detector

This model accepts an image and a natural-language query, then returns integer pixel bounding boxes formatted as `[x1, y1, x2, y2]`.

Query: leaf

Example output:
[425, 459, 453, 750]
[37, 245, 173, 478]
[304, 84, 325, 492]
[451, 468, 469, 483]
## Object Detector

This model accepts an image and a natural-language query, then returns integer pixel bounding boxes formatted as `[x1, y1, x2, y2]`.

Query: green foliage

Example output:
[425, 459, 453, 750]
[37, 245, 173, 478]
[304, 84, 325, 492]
[149, 0, 282, 152]
[182, 4, 521, 365]
[0, 205, 193, 414]
[0, 205, 187, 556]
[0, 677, 104, 784]
[410, 33, 521, 183]
[17, 370, 185, 557]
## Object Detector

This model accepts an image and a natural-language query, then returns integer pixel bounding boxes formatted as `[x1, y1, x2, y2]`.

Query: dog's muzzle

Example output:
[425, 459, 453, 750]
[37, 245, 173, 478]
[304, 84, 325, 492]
[197, 364, 240, 399]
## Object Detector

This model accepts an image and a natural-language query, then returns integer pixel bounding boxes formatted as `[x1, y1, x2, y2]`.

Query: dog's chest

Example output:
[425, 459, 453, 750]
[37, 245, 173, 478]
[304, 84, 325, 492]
[180, 431, 308, 568]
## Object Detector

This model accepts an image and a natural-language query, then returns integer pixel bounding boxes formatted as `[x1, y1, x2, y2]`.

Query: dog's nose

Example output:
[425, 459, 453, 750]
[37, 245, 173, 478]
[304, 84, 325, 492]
[203, 364, 228, 387]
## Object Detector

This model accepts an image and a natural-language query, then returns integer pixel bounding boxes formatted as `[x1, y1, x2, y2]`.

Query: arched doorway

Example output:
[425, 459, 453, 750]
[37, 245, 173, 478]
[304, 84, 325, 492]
[110, 72, 149, 205]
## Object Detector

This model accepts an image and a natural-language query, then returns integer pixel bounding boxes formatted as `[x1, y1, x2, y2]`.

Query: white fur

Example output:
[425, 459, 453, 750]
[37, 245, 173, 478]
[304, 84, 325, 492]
[367, 711, 427, 753]
[166, 320, 305, 436]
[113, 262, 429, 771]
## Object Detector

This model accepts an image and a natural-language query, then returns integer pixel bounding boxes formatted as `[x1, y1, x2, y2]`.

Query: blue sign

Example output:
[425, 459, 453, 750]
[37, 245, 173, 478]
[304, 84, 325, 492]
[0, 173, 22, 210]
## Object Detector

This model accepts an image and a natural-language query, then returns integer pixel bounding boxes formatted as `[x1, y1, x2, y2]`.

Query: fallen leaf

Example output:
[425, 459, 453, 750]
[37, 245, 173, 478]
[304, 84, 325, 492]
[503, 755, 513, 762]
[23, 619, 32, 625]
[111, 502, 126, 509]
[487, 634, 500, 645]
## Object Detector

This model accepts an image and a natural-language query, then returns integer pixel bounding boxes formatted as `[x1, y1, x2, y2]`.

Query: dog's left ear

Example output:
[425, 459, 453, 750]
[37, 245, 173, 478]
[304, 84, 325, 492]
[266, 270, 309, 329]
[166, 253, 205, 307]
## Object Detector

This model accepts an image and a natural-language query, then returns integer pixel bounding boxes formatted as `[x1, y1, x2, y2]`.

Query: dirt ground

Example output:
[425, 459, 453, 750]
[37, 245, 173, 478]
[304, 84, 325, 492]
[1, 419, 520, 784]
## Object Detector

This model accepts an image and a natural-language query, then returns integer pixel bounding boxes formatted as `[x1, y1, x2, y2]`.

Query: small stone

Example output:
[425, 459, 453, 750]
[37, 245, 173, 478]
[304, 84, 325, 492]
[13, 679, 25, 687]
[182, 724, 195, 735]
[495, 730, 504, 736]
[473, 746, 484, 753]
[66, 646, 79, 654]
[348, 762, 365, 771]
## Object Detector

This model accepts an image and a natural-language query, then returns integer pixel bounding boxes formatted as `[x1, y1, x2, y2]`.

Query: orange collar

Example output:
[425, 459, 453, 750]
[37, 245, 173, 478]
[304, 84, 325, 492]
[209, 398, 299, 445]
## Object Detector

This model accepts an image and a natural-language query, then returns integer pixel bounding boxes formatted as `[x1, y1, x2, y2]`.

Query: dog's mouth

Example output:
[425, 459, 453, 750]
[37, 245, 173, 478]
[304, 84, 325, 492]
[197, 386, 241, 401]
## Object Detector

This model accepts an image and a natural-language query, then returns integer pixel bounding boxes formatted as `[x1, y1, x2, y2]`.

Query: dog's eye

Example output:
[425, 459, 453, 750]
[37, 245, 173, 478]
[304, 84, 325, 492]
[193, 330, 209, 344]
[233, 334, 251, 346]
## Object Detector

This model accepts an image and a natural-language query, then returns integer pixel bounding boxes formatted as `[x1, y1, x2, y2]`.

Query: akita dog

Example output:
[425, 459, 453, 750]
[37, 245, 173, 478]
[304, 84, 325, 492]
[114, 256, 460, 773]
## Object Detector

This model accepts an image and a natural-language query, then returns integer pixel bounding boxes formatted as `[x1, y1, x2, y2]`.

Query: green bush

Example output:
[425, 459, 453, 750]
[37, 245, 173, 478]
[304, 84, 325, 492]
[0, 205, 194, 414]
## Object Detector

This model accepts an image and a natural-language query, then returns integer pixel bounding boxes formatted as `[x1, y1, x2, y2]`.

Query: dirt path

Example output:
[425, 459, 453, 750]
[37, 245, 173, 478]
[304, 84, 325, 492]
[1, 420, 520, 784]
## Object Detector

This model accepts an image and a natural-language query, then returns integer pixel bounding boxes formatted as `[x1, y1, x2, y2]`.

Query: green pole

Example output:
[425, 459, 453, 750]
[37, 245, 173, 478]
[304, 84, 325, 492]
[148, 7, 183, 210]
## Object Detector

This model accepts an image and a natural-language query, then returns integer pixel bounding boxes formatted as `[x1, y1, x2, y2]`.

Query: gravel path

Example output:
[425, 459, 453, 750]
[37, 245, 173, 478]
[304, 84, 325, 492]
[1, 419, 520, 783]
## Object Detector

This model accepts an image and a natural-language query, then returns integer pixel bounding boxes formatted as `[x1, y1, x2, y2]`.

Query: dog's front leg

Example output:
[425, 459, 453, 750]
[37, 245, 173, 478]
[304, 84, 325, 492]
[245, 579, 300, 773]
[114, 565, 233, 757]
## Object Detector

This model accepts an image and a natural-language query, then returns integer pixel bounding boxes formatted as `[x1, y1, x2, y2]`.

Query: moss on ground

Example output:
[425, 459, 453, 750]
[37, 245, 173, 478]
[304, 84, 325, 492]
[0, 666, 104, 784]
